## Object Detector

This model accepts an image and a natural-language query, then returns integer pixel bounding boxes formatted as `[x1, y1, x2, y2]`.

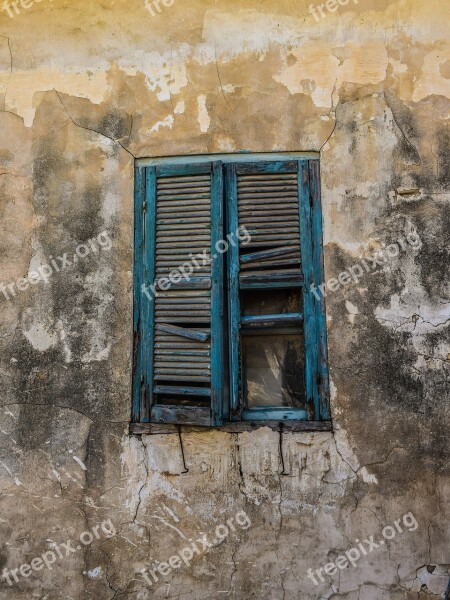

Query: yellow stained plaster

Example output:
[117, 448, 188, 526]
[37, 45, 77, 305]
[274, 40, 388, 108]
[1, 66, 108, 127]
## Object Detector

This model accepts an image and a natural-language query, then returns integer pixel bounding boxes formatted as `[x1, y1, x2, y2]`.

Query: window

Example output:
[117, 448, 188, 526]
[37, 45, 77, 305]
[132, 154, 330, 429]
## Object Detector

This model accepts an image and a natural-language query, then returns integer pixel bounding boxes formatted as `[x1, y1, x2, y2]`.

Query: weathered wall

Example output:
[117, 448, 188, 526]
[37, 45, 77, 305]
[0, 0, 449, 598]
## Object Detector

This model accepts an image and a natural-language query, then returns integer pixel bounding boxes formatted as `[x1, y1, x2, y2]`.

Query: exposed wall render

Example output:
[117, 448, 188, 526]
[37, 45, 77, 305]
[0, 0, 449, 598]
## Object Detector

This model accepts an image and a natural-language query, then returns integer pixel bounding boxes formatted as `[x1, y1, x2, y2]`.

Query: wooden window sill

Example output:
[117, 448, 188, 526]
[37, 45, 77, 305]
[129, 420, 332, 435]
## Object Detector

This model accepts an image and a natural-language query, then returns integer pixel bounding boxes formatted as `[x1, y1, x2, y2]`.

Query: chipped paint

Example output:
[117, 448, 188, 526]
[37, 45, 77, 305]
[196, 94, 210, 133]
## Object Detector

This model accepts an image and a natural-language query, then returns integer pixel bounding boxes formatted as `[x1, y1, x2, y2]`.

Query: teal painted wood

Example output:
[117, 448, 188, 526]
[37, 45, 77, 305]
[210, 161, 224, 426]
[309, 160, 330, 420]
[240, 313, 303, 325]
[134, 156, 329, 426]
[226, 163, 241, 419]
[235, 161, 297, 174]
[148, 162, 219, 426]
[231, 159, 313, 422]
[142, 167, 157, 422]
[241, 408, 308, 421]
[154, 277, 211, 290]
[156, 163, 211, 177]
[154, 385, 211, 397]
[132, 166, 145, 422]
[137, 152, 319, 168]
[298, 160, 319, 420]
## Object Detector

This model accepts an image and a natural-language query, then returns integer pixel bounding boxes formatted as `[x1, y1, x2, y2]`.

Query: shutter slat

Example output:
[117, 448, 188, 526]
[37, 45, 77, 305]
[158, 181, 210, 189]
[154, 342, 210, 348]
[156, 299, 210, 305]
[156, 240, 211, 246]
[155, 317, 211, 323]
[240, 257, 301, 270]
[157, 216, 211, 223]
[237, 174, 297, 182]
[238, 199, 298, 207]
[155, 249, 210, 256]
[155, 356, 210, 363]
[156, 227, 210, 235]
[154, 374, 211, 382]
[155, 367, 210, 375]
[157, 289, 210, 297]
[239, 215, 299, 223]
[239, 203, 298, 211]
[240, 208, 299, 215]
[156, 226, 210, 233]
[246, 225, 299, 232]
[157, 195, 211, 202]
[237, 191, 298, 197]
[155, 348, 210, 362]
[157, 205, 212, 213]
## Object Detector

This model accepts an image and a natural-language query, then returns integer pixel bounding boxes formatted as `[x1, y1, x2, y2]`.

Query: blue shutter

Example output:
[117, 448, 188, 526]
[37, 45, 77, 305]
[226, 159, 329, 421]
[133, 162, 224, 426]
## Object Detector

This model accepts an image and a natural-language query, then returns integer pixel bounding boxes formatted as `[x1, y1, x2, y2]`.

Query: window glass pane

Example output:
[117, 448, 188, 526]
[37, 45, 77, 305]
[242, 333, 306, 408]
[241, 288, 301, 316]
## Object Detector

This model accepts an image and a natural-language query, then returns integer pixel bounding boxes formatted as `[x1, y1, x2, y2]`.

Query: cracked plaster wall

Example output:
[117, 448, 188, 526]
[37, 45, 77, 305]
[0, 0, 449, 598]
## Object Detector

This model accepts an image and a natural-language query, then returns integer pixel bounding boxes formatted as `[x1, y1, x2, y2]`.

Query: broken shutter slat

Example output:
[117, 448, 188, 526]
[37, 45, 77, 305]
[240, 313, 304, 326]
[240, 246, 301, 263]
[155, 323, 210, 342]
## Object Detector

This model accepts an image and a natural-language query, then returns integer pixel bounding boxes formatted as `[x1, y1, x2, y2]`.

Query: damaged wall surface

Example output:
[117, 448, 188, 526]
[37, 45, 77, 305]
[0, 0, 449, 598]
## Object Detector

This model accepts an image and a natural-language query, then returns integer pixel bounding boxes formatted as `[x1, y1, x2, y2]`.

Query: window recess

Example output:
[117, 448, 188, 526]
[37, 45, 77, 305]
[132, 156, 329, 429]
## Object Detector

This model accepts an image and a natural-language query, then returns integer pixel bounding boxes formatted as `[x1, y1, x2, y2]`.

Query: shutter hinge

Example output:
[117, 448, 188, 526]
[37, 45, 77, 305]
[142, 201, 147, 212]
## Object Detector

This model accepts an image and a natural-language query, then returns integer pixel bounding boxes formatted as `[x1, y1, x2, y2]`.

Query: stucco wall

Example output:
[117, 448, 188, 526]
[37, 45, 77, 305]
[0, 0, 449, 598]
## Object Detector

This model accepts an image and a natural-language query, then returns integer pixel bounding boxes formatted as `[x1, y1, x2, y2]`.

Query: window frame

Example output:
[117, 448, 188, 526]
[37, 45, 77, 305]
[131, 153, 330, 433]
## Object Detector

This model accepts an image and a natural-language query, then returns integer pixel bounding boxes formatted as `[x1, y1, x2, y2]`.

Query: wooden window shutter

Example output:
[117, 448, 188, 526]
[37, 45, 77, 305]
[133, 162, 224, 426]
[226, 160, 330, 421]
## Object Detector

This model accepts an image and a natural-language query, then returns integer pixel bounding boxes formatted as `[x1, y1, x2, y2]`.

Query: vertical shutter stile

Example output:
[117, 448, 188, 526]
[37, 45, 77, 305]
[309, 160, 330, 419]
[133, 166, 147, 422]
[298, 160, 317, 420]
[226, 163, 240, 419]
